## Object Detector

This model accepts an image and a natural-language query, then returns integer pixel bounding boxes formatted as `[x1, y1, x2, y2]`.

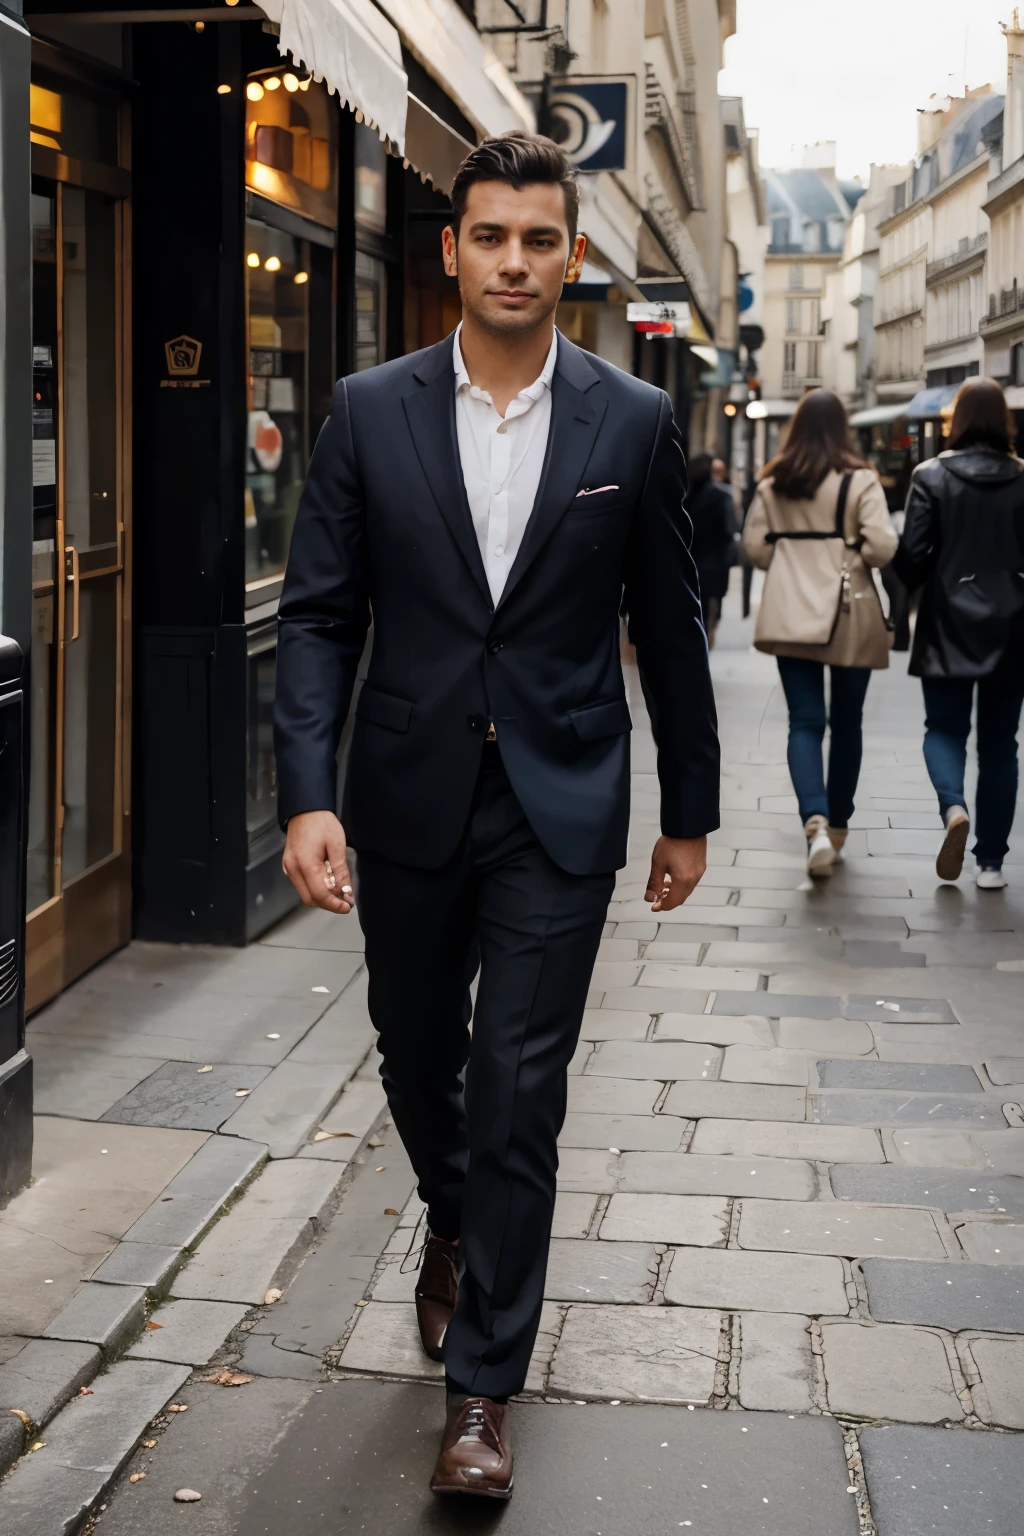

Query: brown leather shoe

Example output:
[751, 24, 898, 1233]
[414, 1234, 458, 1362]
[430, 1396, 513, 1500]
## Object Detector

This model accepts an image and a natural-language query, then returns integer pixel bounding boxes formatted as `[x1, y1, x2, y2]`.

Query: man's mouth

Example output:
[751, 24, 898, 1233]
[490, 290, 534, 304]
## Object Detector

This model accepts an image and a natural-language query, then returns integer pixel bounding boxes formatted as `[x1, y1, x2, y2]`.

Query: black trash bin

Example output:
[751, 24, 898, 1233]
[0, 637, 30, 1203]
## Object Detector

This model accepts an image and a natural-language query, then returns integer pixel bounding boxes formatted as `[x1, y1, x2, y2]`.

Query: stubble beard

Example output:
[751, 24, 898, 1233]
[461, 286, 557, 339]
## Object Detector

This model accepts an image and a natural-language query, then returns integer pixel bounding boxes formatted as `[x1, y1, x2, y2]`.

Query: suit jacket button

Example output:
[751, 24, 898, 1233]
[488, 641, 503, 654]
[467, 714, 484, 732]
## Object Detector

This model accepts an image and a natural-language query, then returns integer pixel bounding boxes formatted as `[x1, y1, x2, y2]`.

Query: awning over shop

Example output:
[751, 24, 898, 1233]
[1004, 385, 1024, 409]
[261, 0, 408, 152]
[404, 94, 473, 196]
[848, 402, 911, 427]
[374, 0, 534, 139]
[906, 385, 958, 419]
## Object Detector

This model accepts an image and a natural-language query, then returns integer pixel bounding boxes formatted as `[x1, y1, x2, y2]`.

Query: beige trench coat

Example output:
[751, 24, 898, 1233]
[743, 468, 899, 669]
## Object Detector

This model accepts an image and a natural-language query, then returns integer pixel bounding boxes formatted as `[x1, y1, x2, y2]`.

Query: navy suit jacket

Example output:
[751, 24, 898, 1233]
[274, 331, 720, 875]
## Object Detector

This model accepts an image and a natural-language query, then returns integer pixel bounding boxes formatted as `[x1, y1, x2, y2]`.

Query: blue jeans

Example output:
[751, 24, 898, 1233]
[777, 657, 872, 828]
[922, 675, 1024, 867]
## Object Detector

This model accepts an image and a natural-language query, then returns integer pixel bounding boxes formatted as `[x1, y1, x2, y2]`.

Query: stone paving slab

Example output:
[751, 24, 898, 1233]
[219, 1061, 354, 1158]
[831, 1163, 1024, 1213]
[662, 1081, 808, 1121]
[600, 1193, 729, 1246]
[588, 1039, 721, 1080]
[737, 1198, 948, 1260]
[720, 1046, 811, 1085]
[30, 1045, 169, 1121]
[843, 995, 959, 1023]
[862, 1258, 1024, 1332]
[43, 1284, 146, 1357]
[714, 991, 842, 1018]
[172, 1159, 343, 1304]
[552, 1192, 600, 1238]
[665, 1246, 849, 1315]
[578, 1008, 652, 1040]
[555, 1147, 620, 1192]
[298, 1077, 387, 1161]
[817, 1060, 983, 1092]
[817, 1092, 1005, 1127]
[966, 1336, 1024, 1428]
[566, 1075, 662, 1114]
[91, 1242, 182, 1294]
[101, 1061, 273, 1131]
[544, 1238, 659, 1303]
[549, 1303, 721, 1403]
[985, 1057, 1024, 1086]
[639, 964, 763, 991]
[127, 1299, 248, 1364]
[955, 1222, 1024, 1263]
[122, 1135, 266, 1249]
[0, 1338, 100, 1428]
[860, 1422, 1024, 1536]
[259, 905, 366, 951]
[654, 1012, 775, 1046]
[618, 1151, 816, 1200]
[0, 1357, 190, 1535]
[777, 1018, 875, 1053]
[821, 1322, 963, 1423]
[600, 986, 711, 1014]
[736, 1312, 816, 1413]
[691, 1118, 883, 1162]
[559, 1111, 688, 1150]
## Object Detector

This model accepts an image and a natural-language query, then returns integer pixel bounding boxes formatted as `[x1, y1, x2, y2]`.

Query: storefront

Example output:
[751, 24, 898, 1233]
[17, 0, 526, 1004]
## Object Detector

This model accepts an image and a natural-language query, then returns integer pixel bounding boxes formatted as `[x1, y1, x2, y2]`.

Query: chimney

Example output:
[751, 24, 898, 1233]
[800, 141, 837, 172]
[1005, 9, 1024, 167]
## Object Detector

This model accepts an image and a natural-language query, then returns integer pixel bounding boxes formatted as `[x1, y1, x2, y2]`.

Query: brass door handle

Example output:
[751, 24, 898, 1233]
[65, 543, 80, 643]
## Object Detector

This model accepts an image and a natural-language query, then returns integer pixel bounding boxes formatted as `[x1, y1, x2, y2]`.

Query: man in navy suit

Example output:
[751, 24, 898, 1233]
[274, 131, 719, 1499]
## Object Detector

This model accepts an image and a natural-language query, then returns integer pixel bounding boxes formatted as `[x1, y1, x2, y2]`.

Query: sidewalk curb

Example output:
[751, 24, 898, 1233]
[0, 1137, 268, 1478]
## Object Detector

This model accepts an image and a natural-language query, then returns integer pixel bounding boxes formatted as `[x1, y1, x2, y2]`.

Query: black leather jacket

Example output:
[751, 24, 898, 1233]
[894, 448, 1024, 679]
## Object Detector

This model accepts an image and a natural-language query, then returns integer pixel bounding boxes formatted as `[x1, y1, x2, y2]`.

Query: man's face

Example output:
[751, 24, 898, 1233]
[442, 179, 586, 336]
[711, 458, 728, 482]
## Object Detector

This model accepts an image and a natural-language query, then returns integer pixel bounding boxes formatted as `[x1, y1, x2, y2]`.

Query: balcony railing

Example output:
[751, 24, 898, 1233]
[982, 281, 1024, 330]
[926, 232, 987, 282]
[783, 372, 823, 396]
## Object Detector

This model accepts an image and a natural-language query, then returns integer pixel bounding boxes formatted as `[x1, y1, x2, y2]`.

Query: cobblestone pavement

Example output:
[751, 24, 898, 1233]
[4, 599, 1024, 1534]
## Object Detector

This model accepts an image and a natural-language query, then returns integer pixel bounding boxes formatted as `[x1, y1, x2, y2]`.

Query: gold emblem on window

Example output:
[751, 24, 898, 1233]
[164, 335, 202, 376]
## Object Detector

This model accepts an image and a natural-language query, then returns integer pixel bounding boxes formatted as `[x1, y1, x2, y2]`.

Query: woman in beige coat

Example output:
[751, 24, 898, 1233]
[743, 390, 897, 877]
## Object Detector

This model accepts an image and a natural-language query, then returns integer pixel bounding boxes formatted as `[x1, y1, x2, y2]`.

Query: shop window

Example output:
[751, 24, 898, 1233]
[246, 629, 278, 850]
[245, 70, 338, 231]
[355, 122, 388, 234]
[355, 250, 387, 371]
[245, 216, 311, 587]
[29, 74, 119, 165]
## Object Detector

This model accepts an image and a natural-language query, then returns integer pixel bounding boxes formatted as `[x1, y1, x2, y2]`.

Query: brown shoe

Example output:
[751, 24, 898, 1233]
[414, 1234, 458, 1362]
[430, 1396, 513, 1500]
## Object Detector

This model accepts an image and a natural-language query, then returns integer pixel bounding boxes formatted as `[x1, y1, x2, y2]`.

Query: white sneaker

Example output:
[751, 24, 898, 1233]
[936, 806, 970, 882]
[976, 866, 1007, 890]
[805, 816, 835, 878]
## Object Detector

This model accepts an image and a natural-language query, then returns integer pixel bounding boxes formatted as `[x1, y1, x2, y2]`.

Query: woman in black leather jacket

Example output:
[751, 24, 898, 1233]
[894, 378, 1024, 888]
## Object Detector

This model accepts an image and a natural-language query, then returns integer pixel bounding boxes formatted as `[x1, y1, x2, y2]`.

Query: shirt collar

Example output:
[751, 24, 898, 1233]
[452, 322, 559, 403]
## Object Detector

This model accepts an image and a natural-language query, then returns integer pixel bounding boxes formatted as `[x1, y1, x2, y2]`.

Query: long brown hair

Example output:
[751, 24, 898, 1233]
[763, 389, 868, 499]
[947, 377, 1013, 455]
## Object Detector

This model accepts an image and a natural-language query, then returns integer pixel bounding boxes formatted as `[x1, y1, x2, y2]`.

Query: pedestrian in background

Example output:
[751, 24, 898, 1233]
[688, 451, 738, 647]
[743, 389, 897, 878]
[894, 378, 1024, 889]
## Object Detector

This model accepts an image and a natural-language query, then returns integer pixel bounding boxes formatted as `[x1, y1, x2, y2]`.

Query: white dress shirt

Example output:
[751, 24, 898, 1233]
[453, 322, 558, 606]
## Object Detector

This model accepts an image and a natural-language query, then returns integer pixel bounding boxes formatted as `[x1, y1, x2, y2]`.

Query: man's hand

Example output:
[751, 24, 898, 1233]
[645, 834, 708, 912]
[282, 811, 354, 915]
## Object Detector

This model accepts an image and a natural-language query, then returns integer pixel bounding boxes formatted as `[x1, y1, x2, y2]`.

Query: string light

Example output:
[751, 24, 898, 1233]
[264, 76, 282, 91]
[283, 72, 299, 92]
[216, 84, 231, 95]
[246, 253, 260, 268]
[265, 255, 282, 272]
[246, 81, 264, 102]
[293, 271, 309, 285]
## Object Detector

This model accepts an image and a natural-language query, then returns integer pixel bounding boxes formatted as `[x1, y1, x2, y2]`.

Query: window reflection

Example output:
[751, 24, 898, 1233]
[245, 217, 309, 587]
[355, 250, 386, 372]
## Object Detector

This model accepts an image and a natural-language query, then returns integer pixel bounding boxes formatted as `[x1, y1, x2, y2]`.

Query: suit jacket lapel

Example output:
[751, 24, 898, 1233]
[403, 341, 491, 605]
[497, 344, 607, 613]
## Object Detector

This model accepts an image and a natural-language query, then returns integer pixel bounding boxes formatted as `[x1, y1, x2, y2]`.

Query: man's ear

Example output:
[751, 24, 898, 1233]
[564, 233, 587, 284]
[442, 223, 458, 278]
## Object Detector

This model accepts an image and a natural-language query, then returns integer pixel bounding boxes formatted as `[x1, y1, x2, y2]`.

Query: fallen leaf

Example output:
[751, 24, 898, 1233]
[174, 1489, 202, 1503]
[200, 1370, 254, 1387]
[234, 1088, 251, 1097]
[266, 1033, 281, 1040]
[142, 1439, 157, 1449]
[375, 1166, 385, 1172]
[264, 1288, 283, 1305]
[313, 1129, 356, 1141]
[79, 1386, 94, 1395]
[30, 1441, 45, 1452]
[146, 1322, 163, 1331]
[367, 1140, 385, 1149]
[384, 1208, 399, 1216]
[167, 1403, 188, 1413]
[129, 1471, 146, 1483]
[311, 986, 330, 993]
[9, 1410, 31, 1426]
[197, 1066, 213, 1073]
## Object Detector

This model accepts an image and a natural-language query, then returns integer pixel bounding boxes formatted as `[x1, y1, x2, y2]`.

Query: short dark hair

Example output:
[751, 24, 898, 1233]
[948, 376, 1013, 455]
[762, 388, 869, 499]
[450, 130, 579, 243]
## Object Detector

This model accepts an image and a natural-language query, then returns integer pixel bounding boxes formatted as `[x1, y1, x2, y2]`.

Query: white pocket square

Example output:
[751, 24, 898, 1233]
[575, 484, 620, 497]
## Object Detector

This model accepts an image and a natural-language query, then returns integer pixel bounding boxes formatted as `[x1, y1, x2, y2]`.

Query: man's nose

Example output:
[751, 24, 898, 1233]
[499, 239, 528, 275]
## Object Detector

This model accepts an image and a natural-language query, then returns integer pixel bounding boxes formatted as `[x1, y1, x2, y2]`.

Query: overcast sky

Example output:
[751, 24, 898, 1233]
[719, 0, 1014, 179]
